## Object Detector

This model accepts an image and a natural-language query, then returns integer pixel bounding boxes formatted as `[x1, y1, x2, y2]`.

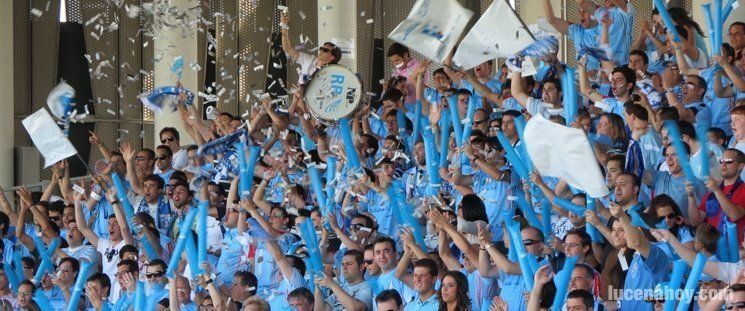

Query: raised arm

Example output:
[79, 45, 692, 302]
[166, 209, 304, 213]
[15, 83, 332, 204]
[279, 11, 300, 60]
[0, 186, 18, 225]
[105, 188, 135, 245]
[443, 52, 463, 85]
[120, 142, 144, 196]
[393, 243, 415, 289]
[266, 239, 296, 285]
[89, 131, 112, 161]
[610, 203, 650, 257]
[464, 72, 502, 106]
[430, 210, 479, 266]
[510, 71, 532, 108]
[661, 68, 696, 123]
[75, 191, 99, 247]
[543, 0, 570, 35]
[578, 56, 605, 103]
[713, 71, 736, 99]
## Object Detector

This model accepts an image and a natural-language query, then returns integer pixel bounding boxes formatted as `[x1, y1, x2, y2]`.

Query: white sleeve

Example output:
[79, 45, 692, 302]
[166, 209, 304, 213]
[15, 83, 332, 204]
[715, 261, 744, 284]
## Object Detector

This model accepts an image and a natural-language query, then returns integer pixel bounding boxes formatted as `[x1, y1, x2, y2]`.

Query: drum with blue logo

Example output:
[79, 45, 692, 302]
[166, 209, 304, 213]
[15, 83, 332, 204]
[303, 64, 363, 125]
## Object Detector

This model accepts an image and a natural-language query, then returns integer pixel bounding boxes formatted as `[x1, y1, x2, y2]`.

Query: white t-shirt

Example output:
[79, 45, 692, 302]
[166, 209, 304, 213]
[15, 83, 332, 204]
[97, 238, 125, 302]
[172, 149, 188, 171]
[293, 52, 319, 85]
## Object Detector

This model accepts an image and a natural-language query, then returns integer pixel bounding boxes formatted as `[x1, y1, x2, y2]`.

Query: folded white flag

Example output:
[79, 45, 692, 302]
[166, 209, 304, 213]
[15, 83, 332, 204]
[388, 0, 473, 63]
[452, 0, 534, 69]
[524, 115, 609, 198]
[22, 108, 78, 168]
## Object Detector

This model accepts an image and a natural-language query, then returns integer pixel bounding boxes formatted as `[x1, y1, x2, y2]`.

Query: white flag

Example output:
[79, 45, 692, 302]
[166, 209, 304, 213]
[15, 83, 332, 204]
[388, 0, 473, 63]
[452, 0, 534, 69]
[524, 115, 609, 198]
[22, 109, 78, 168]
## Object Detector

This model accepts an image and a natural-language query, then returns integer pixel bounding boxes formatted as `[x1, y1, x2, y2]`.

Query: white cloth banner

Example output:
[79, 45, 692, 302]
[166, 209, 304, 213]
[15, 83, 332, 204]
[452, 0, 534, 69]
[388, 0, 473, 63]
[524, 115, 609, 198]
[22, 109, 78, 168]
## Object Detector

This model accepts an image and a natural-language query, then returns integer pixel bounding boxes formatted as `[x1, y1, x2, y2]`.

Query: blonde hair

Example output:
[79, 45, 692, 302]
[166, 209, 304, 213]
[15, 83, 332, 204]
[242, 296, 270, 311]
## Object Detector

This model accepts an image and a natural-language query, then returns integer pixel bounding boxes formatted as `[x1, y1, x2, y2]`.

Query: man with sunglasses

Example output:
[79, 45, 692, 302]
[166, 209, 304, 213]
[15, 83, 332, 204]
[280, 11, 341, 85]
[159, 127, 188, 171]
[662, 72, 712, 130]
[144, 260, 170, 305]
[154, 145, 176, 184]
[690, 148, 745, 245]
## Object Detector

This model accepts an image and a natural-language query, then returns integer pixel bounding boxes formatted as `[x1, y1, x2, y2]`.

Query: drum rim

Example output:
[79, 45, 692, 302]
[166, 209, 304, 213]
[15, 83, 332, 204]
[303, 64, 363, 125]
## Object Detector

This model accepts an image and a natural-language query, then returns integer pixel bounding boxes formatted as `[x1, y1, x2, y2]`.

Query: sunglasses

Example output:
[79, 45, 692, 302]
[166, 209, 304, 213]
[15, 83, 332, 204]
[146, 271, 165, 279]
[319, 47, 330, 53]
[155, 155, 168, 161]
[474, 119, 486, 125]
[523, 239, 540, 246]
[135, 156, 147, 162]
[350, 223, 365, 230]
[363, 259, 374, 265]
[657, 214, 679, 223]
[720, 158, 736, 164]
[726, 302, 745, 310]
[161, 137, 175, 143]
[645, 298, 665, 304]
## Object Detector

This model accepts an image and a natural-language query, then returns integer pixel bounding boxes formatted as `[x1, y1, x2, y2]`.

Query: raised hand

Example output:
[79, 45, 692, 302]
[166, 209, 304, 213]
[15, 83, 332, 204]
[120, 141, 136, 163]
[534, 264, 554, 286]
[88, 131, 101, 146]
[477, 223, 492, 245]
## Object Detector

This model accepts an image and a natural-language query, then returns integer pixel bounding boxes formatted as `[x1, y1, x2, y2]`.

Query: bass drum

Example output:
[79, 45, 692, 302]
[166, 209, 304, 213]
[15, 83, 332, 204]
[303, 64, 363, 126]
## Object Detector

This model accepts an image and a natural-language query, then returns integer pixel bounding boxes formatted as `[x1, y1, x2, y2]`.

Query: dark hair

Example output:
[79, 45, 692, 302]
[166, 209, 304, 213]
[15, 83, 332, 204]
[456, 88, 472, 97]
[708, 127, 727, 146]
[140, 148, 156, 161]
[687, 75, 707, 99]
[650, 194, 683, 217]
[117, 259, 139, 272]
[159, 127, 180, 141]
[373, 236, 397, 254]
[147, 259, 167, 272]
[459, 194, 488, 222]
[677, 120, 697, 141]
[611, 67, 636, 96]
[663, 141, 691, 157]
[352, 214, 375, 230]
[658, 106, 680, 122]
[567, 289, 595, 309]
[618, 172, 641, 188]
[437, 271, 470, 311]
[386, 42, 410, 58]
[668, 7, 705, 37]
[86, 272, 112, 297]
[564, 229, 592, 248]
[119, 244, 139, 259]
[321, 42, 342, 64]
[544, 77, 562, 93]
[375, 289, 403, 307]
[343, 249, 364, 265]
[287, 287, 314, 304]
[413, 258, 438, 277]
[629, 50, 649, 65]
[625, 103, 648, 121]
[725, 148, 745, 164]
[695, 223, 720, 254]
[155, 145, 173, 158]
[381, 89, 404, 103]
[0, 212, 9, 235]
[234, 271, 258, 296]
[143, 174, 165, 190]
[360, 134, 379, 156]
[433, 68, 448, 78]
[59, 257, 80, 275]
[18, 279, 35, 291]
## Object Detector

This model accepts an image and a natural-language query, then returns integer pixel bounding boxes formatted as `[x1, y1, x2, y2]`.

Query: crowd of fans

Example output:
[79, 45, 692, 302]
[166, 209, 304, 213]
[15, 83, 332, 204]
[5, 0, 745, 310]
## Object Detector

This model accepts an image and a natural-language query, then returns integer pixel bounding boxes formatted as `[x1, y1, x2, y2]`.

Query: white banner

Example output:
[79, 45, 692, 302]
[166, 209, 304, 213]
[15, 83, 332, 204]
[524, 116, 609, 198]
[22, 109, 78, 168]
[388, 0, 473, 63]
[452, 0, 534, 69]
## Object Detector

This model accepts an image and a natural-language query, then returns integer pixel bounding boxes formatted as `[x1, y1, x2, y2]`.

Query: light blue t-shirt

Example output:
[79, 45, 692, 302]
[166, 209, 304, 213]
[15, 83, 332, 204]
[701, 67, 734, 135]
[404, 293, 440, 311]
[594, 3, 635, 65]
[472, 169, 510, 240]
[460, 78, 502, 108]
[652, 171, 706, 219]
[620, 244, 671, 311]
[266, 268, 306, 311]
[568, 23, 601, 71]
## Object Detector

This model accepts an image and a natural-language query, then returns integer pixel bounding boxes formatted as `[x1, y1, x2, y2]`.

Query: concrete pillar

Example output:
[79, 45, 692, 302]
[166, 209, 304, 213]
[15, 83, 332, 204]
[318, 0, 357, 71]
[0, 0, 14, 187]
[152, 0, 198, 145]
